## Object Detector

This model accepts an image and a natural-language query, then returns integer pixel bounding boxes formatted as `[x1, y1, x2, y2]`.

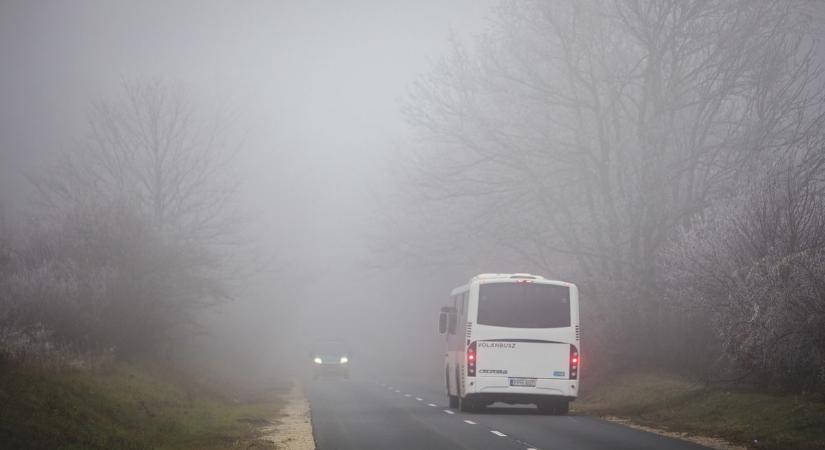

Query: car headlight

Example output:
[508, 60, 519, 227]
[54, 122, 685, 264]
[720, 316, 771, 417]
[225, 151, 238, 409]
[313, 357, 323, 364]
[339, 356, 348, 364]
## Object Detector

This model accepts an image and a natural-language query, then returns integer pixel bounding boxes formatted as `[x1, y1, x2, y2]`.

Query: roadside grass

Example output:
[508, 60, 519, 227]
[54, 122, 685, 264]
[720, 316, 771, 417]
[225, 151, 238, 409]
[0, 362, 285, 450]
[573, 371, 825, 449]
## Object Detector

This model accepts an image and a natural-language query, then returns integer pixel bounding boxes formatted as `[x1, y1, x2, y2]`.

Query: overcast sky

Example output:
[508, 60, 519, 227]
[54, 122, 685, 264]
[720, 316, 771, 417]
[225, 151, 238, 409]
[0, 0, 498, 376]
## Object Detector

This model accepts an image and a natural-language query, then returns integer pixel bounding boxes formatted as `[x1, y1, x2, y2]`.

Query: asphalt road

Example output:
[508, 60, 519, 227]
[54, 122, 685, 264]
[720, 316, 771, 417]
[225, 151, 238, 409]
[306, 376, 712, 450]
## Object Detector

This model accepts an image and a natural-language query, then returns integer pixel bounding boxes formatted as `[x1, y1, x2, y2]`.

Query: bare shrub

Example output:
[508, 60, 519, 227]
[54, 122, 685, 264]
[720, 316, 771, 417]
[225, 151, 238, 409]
[666, 165, 825, 391]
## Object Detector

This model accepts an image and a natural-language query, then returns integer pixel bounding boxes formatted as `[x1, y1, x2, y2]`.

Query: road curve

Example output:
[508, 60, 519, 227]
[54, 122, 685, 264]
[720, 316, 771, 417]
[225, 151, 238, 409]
[306, 377, 712, 450]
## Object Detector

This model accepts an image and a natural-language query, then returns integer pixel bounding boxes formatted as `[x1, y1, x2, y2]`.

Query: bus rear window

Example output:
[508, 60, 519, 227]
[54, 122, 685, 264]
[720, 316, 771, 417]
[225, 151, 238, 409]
[477, 283, 570, 328]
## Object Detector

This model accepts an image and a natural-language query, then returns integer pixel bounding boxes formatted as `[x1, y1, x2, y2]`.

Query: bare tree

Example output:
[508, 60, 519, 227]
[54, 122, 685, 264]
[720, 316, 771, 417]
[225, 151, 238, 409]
[18, 80, 242, 357]
[34, 80, 239, 247]
[391, 0, 824, 371]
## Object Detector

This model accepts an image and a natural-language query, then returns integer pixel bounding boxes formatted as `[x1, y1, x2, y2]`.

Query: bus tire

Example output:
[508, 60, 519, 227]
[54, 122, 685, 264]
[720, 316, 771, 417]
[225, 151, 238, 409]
[449, 395, 459, 408]
[459, 396, 478, 413]
[537, 401, 554, 415]
[538, 399, 569, 415]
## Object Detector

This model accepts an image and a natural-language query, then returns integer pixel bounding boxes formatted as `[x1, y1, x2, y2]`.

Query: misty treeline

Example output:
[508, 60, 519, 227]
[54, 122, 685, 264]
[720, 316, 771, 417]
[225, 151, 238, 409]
[389, 1, 825, 391]
[0, 81, 240, 367]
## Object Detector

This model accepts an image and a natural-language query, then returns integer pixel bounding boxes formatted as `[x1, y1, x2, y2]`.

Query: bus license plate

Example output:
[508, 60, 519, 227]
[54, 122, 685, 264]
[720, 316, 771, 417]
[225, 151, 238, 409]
[509, 377, 537, 387]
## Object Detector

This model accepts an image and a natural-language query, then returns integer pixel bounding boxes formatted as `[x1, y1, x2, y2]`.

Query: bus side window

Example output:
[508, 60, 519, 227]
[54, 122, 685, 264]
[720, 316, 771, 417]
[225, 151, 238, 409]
[462, 293, 468, 317]
[447, 296, 458, 335]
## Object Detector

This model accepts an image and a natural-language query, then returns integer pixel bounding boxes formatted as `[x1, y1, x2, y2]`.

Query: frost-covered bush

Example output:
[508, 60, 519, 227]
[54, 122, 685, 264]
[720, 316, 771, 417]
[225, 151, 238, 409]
[666, 172, 825, 391]
[0, 203, 227, 366]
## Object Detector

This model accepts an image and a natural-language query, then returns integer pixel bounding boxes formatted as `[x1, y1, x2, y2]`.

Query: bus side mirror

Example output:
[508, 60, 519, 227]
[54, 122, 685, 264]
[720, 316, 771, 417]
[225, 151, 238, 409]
[438, 312, 447, 334]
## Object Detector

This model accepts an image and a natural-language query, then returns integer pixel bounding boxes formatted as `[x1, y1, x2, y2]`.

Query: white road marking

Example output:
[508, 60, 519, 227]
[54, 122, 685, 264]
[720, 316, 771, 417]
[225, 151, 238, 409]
[443, 409, 455, 415]
[395, 389, 401, 393]
[404, 394, 411, 397]
[490, 430, 507, 437]
[463, 420, 477, 425]
[427, 403, 437, 407]
[415, 397, 423, 401]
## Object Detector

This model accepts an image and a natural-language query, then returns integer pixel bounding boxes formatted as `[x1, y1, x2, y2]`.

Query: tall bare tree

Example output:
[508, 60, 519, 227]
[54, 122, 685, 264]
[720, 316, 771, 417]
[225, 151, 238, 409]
[20, 80, 242, 356]
[35, 80, 238, 246]
[392, 0, 824, 370]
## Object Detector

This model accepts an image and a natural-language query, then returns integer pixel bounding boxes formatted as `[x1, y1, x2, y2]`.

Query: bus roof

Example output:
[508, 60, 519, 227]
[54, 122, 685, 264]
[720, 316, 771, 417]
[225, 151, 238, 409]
[450, 273, 575, 296]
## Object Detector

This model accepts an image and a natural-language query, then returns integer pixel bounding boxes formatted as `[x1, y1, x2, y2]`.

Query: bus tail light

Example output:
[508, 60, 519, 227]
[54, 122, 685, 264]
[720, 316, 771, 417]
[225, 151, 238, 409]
[467, 341, 477, 377]
[570, 345, 579, 380]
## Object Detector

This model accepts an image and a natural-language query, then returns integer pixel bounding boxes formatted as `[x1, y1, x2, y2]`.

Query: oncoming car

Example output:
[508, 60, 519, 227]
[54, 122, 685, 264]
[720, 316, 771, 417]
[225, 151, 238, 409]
[311, 340, 351, 379]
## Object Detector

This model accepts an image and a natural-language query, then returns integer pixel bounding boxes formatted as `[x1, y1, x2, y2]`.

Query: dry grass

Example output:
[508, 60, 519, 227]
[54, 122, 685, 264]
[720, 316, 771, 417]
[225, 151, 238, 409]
[0, 362, 286, 450]
[574, 371, 825, 450]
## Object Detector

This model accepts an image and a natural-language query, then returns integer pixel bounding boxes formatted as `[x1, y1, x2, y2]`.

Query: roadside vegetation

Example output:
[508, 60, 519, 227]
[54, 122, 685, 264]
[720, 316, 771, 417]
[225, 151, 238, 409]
[575, 372, 825, 450]
[0, 81, 274, 448]
[0, 361, 283, 450]
[386, 1, 825, 446]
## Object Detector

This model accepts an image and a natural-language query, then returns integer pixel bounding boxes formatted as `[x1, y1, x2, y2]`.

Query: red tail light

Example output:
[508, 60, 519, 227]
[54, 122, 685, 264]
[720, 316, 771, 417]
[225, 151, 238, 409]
[570, 345, 579, 380]
[467, 341, 477, 377]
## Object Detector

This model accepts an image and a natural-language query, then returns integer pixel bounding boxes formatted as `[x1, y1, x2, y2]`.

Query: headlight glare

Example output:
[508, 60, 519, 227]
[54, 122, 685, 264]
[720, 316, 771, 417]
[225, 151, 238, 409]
[339, 356, 349, 364]
[313, 357, 323, 364]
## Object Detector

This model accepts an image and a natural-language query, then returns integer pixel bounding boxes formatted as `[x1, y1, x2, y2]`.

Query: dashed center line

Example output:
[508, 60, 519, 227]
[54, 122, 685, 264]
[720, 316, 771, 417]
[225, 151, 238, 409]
[377, 381, 535, 448]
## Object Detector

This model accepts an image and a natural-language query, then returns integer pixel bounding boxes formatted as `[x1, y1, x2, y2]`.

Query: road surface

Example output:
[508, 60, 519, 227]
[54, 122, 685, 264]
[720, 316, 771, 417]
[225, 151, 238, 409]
[306, 377, 712, 450]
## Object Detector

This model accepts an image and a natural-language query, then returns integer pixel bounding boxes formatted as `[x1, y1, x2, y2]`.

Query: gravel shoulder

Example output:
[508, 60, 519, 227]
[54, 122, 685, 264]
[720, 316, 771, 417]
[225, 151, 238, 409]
[260, 383, 316, 450]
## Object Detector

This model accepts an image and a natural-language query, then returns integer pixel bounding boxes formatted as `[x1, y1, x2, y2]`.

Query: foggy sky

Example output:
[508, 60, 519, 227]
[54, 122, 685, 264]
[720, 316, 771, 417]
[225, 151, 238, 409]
[0, 0, 496, 378]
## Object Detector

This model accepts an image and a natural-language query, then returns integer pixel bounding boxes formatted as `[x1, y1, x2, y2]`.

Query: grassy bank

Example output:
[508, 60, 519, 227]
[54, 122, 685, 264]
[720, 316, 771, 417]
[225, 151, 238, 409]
[0, 362, 285, 450]
[573, 372, 825, 450]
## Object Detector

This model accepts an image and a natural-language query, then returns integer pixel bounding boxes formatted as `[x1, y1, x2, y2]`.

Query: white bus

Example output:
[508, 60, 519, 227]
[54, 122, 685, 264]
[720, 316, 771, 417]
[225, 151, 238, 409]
[438, 273, 580, 414]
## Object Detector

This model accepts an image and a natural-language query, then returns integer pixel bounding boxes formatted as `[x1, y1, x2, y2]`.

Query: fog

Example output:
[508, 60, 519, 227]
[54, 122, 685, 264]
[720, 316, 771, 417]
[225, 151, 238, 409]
[3, 0, 825, 395]
[1, 0, 495, 381]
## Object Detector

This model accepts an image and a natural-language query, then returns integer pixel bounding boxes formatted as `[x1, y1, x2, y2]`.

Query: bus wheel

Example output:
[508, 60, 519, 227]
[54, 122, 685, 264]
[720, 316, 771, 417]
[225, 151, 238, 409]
[537, 401, 554, 415]
[459, 397, 478, 413]
[538, 400, 569, 415]
[449, 395, 459, 408]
